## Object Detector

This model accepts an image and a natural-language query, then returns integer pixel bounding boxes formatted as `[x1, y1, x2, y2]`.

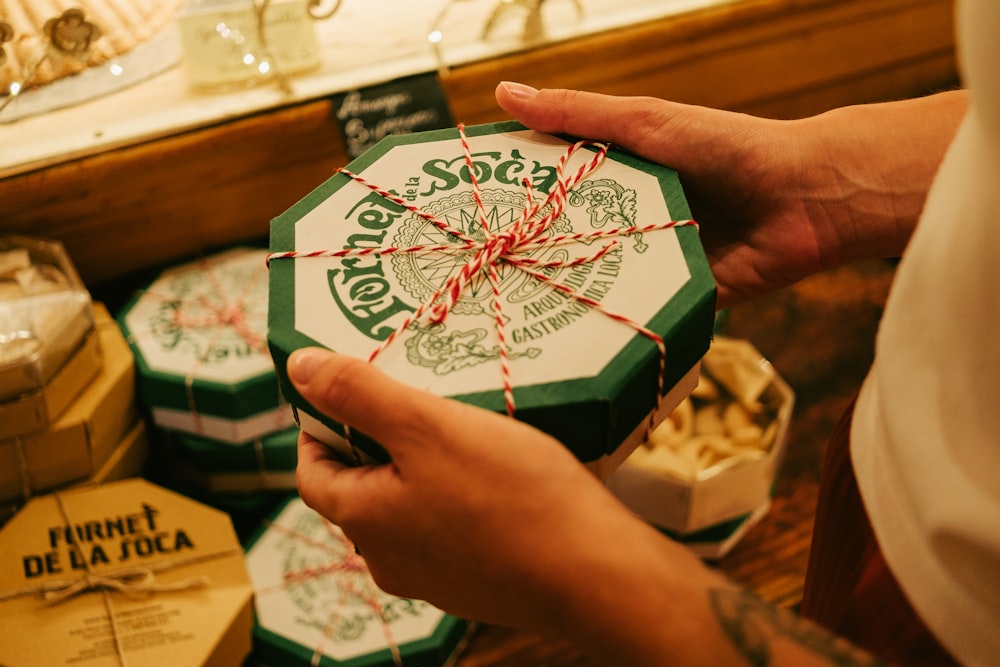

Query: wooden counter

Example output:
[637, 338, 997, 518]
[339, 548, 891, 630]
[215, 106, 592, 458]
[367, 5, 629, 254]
[0, 0, 956, 290]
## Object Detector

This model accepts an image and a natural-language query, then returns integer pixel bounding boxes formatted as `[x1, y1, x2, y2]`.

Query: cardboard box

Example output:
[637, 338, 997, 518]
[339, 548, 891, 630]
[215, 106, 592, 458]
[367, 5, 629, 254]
[245, 496, 470, 667]
[660, 500, 771, 561]
[268, 121, 715, 472]
[163, 426, 298, 494]
[0, 304, 138, 504]
[178, 0, 322, 89]
[0, 478, 254, 666]
[118, 247, 295, 443]
[0, 318, 102, 441]
[0, 234, 94, 403]
[606, 338, 795, 534]
[86, 418, 151, 488]
[1, 419, 151, 529]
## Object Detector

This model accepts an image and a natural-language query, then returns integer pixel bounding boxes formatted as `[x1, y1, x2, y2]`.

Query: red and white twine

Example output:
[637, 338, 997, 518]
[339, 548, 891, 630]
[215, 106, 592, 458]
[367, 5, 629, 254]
[258, 517, 403, 667]
[268, 124, 696, 430]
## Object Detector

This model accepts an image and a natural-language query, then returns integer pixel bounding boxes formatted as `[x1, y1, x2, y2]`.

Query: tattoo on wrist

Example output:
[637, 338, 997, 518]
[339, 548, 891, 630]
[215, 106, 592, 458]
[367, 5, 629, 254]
[708, 588, 889, 667]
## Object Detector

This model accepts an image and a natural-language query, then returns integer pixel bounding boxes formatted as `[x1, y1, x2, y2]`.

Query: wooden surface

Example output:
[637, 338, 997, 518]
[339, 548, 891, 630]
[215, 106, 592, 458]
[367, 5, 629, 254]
[0, 0, 956, 290]
[445, 258, 897, 666]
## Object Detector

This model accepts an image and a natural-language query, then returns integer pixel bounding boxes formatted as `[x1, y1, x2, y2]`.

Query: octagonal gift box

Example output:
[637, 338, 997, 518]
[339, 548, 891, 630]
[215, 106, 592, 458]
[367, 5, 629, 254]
[245, 495, 471, 667]
[119, 247, 295, 443]
[0, 478, 254, 666]
[268, 121, 715, 474]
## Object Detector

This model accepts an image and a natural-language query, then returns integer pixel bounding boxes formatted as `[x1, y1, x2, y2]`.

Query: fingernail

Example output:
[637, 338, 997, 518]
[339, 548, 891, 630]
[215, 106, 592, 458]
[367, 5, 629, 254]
[500, 81, 539, 100]
[288, 348, 329, 385]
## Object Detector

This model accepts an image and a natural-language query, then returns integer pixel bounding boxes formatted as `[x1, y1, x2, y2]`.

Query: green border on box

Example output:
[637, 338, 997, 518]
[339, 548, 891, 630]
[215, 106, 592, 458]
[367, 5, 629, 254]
[167, 427, 298, 473]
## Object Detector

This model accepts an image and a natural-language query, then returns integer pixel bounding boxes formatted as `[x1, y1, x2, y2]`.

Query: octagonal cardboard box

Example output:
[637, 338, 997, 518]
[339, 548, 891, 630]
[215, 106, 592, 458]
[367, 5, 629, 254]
[0, 478, 253, 666]
[268, 121, 715, 475]
[118, 247, 295, 443]
[245, 495, 471, 666]
[607, 337, 795, 536]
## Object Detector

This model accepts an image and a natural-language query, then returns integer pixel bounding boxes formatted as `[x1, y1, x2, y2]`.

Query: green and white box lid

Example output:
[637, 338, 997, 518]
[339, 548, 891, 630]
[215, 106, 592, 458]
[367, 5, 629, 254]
[245, 495, 470, 667]
[268, 121, 715, 466]
[119, 247, 295, 443]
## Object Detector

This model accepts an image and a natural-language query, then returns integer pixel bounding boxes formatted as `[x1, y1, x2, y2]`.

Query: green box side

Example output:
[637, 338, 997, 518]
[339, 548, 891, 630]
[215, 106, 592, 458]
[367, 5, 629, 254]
[252, 615, 469, 667]
[168, 427, 298, 473]
[658, 510, 754, 543]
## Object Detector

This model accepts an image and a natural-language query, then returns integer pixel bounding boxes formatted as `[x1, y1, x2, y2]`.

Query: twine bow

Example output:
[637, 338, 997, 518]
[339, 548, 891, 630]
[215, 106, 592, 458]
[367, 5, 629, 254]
[41, 566, 209, 604]
[0, 493, 241, 667]
[268, 124, 696, 434]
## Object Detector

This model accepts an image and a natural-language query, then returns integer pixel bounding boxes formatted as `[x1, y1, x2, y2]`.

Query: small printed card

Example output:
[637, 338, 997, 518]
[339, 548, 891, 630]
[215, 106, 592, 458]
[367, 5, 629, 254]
[119, 247, 294, 443]
[330, 72, 454, 159]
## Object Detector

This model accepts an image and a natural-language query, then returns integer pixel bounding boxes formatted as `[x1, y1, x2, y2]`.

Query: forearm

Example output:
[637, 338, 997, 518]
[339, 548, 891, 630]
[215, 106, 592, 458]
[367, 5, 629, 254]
[791, 89, 968, 266]
[543, 516, 888, 667]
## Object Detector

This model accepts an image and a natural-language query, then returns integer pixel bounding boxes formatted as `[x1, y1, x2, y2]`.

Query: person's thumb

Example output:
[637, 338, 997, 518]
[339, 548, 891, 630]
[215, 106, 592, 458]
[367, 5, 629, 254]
[287, 348, 439, 458]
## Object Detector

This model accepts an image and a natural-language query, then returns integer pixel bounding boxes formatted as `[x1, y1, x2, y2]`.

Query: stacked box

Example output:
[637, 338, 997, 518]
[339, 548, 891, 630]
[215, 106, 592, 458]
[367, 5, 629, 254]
[0, 304, 146, 507]
[0, 323, 102, 439]
[85, 418, 152, 488]
[118, 247, 295, 444]
[0, 478, 254, 665]
[245, 496, 471, 667]
[0, 235, 94, 407]
[606, 337, 795, 559]
[268, 121, 715, 477]
[162, 426, 298, 494]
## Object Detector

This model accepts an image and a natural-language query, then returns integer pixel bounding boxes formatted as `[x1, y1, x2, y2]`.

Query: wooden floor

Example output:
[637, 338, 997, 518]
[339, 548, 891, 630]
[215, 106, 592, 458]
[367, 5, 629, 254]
[449, 258, 897, 666]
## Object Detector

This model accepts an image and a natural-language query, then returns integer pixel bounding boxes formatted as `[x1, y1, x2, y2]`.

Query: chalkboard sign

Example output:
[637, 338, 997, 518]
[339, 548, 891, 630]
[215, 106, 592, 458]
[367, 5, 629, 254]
[330, 72, 454, 158]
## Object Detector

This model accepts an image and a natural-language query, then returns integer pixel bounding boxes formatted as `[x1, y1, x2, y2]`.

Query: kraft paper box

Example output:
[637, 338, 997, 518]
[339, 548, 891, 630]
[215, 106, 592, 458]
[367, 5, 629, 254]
[606, 338, 794, 535]
[118, 247, 295, 444]
[2, 419, 152, 529]
[0, 234, 94, 404]
[0, 304, 138, 504]
[163, 426, 298, 494]
[178, 0, 321, 89]
[0, 318, 102, 441]
[268, 121, 715, 473]
[245, 496, 471, 667]
[0, 478, 254, 666]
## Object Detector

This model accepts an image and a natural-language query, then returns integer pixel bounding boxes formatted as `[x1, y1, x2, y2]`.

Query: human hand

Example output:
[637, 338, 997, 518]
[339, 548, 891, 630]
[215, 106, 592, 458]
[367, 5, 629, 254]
[289, 346, 673, 636]
[495, 83, 966, 308]
[289, 349, 883, 667]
